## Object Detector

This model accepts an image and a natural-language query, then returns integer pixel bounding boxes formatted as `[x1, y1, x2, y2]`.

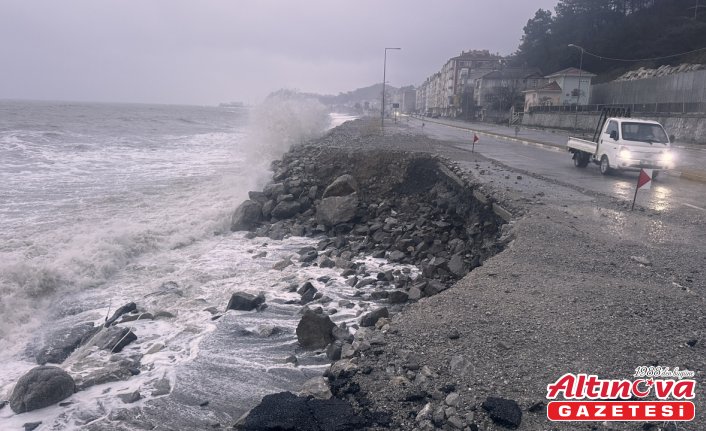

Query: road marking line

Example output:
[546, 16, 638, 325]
[683, 203, 705, 211]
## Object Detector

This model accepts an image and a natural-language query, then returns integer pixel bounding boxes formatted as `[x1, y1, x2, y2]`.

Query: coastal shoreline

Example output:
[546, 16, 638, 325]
[235, 118, 706, 431]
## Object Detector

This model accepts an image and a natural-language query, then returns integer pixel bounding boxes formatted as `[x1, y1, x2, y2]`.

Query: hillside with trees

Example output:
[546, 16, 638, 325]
[513, 0, 706, 81]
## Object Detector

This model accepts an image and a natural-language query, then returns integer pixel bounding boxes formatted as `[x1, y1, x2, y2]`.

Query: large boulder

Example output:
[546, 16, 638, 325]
[89, 326, 137, 353]
[235, 391, 365, 430]
[482, 397, 522, 429]
[296, 309, 335, 349]
[35, 322, 98, 365]
[316, 194, 358, 227]
[297, 282, 318, 305]
[231, 200, 263, 231]
[360, 307, 389, 327]
[322, 174, 358, 198]
[227, 292, 266, 311]
[9, 366, 75, 413]
[263, 182, 286, 199]
[271, 200, 301, 220]
[447, 253, 467, 278]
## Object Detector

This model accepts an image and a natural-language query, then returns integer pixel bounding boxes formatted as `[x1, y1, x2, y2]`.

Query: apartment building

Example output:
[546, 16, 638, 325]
[417, 50, 503, 117]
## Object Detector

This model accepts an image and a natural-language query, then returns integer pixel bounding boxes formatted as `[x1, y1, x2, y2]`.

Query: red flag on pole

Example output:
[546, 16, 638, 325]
[473, 133, 479, 143]
[636, 169, 652, 190]
[631, 168, 653, 210]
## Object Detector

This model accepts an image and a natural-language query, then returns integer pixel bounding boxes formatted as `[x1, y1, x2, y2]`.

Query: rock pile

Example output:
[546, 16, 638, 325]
[231, 145, 507, 307]
[230, 128, 513, 430]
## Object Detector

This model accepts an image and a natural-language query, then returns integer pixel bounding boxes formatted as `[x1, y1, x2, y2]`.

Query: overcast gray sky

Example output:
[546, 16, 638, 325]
[1, 0, 559, 105]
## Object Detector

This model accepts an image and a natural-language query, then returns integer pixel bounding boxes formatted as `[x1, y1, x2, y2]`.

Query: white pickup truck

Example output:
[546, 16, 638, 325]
[567, 117, 675, 176]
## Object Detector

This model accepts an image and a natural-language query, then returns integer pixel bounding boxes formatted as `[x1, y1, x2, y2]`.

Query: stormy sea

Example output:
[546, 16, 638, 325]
[0, 98, 366, 429]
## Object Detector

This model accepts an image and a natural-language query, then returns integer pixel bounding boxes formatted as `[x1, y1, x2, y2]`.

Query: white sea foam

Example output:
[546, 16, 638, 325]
[0, 100, 353, 429]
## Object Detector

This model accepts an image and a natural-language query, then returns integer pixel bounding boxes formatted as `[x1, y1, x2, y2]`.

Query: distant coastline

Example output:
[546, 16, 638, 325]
[219, 101, 246, 108]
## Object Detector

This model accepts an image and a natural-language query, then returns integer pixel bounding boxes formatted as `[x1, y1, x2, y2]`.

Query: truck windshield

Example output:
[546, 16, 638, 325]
[620, 122, 669, 143]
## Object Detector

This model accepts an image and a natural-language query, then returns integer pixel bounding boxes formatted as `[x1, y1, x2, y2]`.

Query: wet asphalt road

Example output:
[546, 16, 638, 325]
[406, 117, 706, 214]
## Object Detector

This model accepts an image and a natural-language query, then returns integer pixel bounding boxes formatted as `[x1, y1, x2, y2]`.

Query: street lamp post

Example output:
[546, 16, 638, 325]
[382, 47, 401, 130]
[568, 44, 584, 134]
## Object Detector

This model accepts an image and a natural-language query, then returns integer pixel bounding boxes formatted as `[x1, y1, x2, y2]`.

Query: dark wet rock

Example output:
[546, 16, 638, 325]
[23, 422, 42, 431]
[298, 282, 318, 305]
[277, 193, 294, 203]
[296, 309, 335, 349]
[388, 250, 405, 262]
[9, 366, 75, 413]
[326, 341, 343, 361]
[89, 326, 137, 353]
[448, 329, 460, 340]
[74, 356, 141, 391]
[271, 200, 301, 219]
[482, 397, 522, 429]
[360, 307, 389, 327]
[447, 253, 467, 277]
[388, 290, 409, 304]
[300, 250, 318, 263]
[263, 182, 285, 199]
[35, 322, 98, 365]
[354, 278, 376, 289]
[261, 200, 274, 219]
[104, 302, 137, 327]
[248, 191, 268, 204]
[231, 200, 263, 231]
[319, 257, 336, 268]
[332, 325, 354, 343]
[316, 194, 358, 226]
[407, 286, 422, 301]
[118, 390, 141, 404]
[236, 391, 365, 430]
[273, 257, 293, 270]
[323, 174, 359, 198]
[370, 290, 388, 300]
[423, 280, 448, 297]
[150, 378, 171, 397]
[227, 291, 266, 311]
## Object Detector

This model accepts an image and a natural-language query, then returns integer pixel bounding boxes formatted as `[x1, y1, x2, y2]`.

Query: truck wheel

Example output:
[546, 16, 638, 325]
[573, 153, 589, 168]
[600, 156, 611, 175]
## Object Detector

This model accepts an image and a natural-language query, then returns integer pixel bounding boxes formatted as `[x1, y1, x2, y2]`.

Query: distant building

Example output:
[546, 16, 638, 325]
[474, 68, 544, 113]
[417, 50, 503, 117]
[523, 81, 562, 111]
[401, 88, 416, 113]
[544, 67, 596, 105]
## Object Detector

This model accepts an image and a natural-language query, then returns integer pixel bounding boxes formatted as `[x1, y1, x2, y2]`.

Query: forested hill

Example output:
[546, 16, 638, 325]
[513, 0, 706, 82]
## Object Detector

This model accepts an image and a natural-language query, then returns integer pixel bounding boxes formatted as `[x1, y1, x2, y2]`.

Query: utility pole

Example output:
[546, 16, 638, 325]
[381, 47, 401, 130]
[568, 44, 584, 134]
